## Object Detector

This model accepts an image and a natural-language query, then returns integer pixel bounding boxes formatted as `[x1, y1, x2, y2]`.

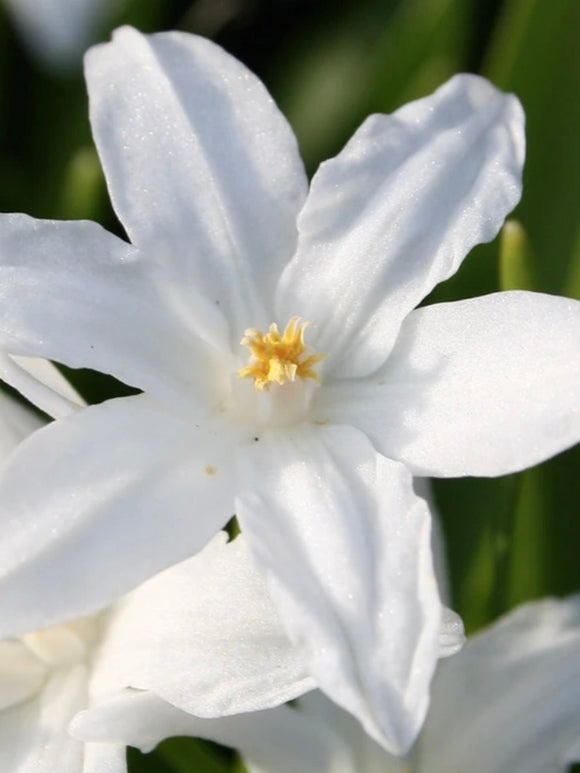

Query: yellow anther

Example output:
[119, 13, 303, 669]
[238, 317, 326, 391]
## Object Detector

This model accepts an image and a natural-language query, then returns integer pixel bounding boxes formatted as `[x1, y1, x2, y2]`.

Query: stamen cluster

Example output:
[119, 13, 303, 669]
[238, 317, 325, 391]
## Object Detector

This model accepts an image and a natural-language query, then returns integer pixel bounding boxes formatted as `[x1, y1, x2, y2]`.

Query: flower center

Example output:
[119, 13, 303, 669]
[237, 317, 325, 391]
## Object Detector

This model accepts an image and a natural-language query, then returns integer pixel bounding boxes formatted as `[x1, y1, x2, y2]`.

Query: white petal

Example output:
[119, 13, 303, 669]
[0, 213, 216, 411]
[22, 622, 92, 668]
[419, 595, 580, 773]
[14, 358, 83, 406]
[414, 478, 451, 605]
[71, 690, 209, 753]
[277, 74, 524, 378]
[85, 27, 308, 340]
[0, 355, 84, 420]
[438, 608, 465, 658]
[91, 533, 314, 716]
[4, 0, 113, 66]
[82, 742, 127, 773]
[0, 667, 87, 773]
[239, 696, 355, 773]
[321, 292, 580, 476]
[0, 394, 243, 637]
[73, 690, 344, 773]
[0, 640, 47, 711]
[0, 391, 44, 463]
[295, 691, 406, 773]
[236, 424, 442, 754]
[74, 689, 406, 773]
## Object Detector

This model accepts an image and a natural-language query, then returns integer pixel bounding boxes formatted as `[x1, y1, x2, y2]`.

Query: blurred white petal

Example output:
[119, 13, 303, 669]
[420, 595, 580, 773]
[4, 0, 118, 68]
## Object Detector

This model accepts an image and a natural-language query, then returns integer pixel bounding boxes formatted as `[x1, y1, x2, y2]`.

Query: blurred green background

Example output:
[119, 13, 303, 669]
[0, 0, 579, 769]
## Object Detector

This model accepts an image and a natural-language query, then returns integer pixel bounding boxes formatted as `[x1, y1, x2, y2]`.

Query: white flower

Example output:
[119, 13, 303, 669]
[3, 0, 119, 67]
[0, 533, 318, 773]
[0, 615, 126, 773]
[0, 385, 314, 772]
[76, 595, 580, 773]
[0, 25, 577, 752]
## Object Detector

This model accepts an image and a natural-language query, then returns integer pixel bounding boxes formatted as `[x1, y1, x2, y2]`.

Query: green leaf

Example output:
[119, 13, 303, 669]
[271, 0, 475, 173]
[58, 146, 106, 221]
[563, 216, 580, 299]
[482, 0, 580, 619]
[155, 737, 235, 773]
[484, 0, 580, 294]
[127, 747, 175, 773]
[499, 219, 538, 291]
[434, 476, 513, 633]
[364, 0, 475, 115]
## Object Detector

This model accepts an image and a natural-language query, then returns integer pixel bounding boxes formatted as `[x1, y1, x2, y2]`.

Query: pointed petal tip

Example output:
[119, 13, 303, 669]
[446, 71, 526, 164]
[280, 71, 526, 378]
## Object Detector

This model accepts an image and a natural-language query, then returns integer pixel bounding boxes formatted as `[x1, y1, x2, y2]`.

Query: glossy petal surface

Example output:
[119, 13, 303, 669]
[91, 534, 313, 716]
[0, 395, 242, 636]
[277, 74, 524, 377]
[0, 214, 214, 411]
[320, 292, 580, 476]
[236, 424, 441, 753]
[86, 26, 307, 341]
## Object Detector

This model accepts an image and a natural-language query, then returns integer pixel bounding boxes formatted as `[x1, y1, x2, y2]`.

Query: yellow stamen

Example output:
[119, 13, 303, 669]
[238, 317, 326, 391]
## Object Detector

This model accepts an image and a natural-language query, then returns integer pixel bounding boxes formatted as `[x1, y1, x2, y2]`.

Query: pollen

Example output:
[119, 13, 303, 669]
[238, 317, 326, 391]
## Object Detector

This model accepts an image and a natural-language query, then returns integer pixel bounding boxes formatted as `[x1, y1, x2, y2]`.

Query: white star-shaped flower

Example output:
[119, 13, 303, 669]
[0, 26, 578, 752]
[77, 595, 580, 773]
